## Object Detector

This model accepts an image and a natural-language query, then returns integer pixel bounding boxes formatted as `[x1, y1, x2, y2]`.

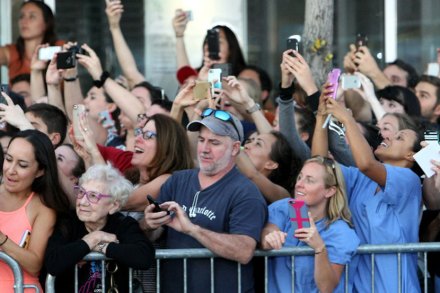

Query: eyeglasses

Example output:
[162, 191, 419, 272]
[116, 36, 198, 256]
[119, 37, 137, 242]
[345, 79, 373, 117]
[74, 185, 113, 204]
[201, 108, 241, 141]
[311, 155, 339, 187]
[135, 129, 157, 140]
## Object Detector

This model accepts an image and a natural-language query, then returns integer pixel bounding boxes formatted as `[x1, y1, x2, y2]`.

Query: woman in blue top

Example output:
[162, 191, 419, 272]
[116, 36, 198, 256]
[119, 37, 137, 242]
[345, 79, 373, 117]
[261, 156, 360, 293]
[312, 83, 423, 293]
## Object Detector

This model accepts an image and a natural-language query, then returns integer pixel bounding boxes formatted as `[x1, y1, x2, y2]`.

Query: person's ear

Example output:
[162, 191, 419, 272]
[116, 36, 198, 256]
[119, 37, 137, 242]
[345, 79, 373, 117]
[48, 132, 62, 147]
[107, 103, 117, 113]
[324, 186, 336, 198]
[404, 151, 416, 162]
[35, 169, 45, 179]
[231, 141, 241, 156]
[108, 200, 121, 215]
[264, 160, 278, 171]
[433, 104, 440, 117]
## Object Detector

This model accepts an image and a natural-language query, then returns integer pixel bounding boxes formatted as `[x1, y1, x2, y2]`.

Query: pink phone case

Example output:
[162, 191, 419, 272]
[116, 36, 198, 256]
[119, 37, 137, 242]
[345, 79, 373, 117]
[327, 68, 341, 100]
[288, 199, 310, 236]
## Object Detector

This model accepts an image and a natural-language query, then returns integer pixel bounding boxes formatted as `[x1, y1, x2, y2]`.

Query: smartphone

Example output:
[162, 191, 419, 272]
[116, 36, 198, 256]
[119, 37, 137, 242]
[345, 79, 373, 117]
[424, 130, 439, 145]
[288, 199, 310, 235]
[355, 33, 368, 51]
[212, 63, 232, 78]
[72, 104, 86, 140]
[341, 74, 361, 90]
[147, 195, 170, 215]
[208, 68, 222, 89]
[322, 69, 341, 128]
[38, 46, 62, 61]
[207, 29, 220, 60]
[19, 230, 31, 248]
[185, 10, 193, 21]
[426, 63, 440, 77]
[286, 35, 302, 56]
[98, 110, 115, 128]
[327, 68, 342, 100]
[193, 81, 211, 101]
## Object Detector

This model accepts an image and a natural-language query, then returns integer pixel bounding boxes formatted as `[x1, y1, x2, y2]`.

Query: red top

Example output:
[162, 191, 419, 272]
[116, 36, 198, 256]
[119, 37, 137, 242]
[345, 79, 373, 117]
[97, 144, 133, 173]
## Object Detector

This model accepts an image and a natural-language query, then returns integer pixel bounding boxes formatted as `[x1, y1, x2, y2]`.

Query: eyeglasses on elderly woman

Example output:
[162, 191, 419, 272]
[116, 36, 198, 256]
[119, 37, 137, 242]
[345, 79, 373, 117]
[73, 185, 113, 204]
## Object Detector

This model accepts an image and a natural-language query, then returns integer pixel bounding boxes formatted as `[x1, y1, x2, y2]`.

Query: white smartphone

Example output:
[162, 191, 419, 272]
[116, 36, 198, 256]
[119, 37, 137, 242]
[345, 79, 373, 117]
[19, 230, 31, 248]
[38, 46, 62, 61]
[341, 74, 361, 90]
[426, 63, 440, 77]
[208, 68, 222, 89]
[72, 104, 86, 140]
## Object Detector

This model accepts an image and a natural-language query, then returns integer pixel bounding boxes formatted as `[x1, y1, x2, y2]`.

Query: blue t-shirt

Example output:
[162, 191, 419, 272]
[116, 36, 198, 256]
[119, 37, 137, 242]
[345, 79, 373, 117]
[341, 164, 422, 293]
[267, 198, 360, 293]
[158, 167, 267, 293]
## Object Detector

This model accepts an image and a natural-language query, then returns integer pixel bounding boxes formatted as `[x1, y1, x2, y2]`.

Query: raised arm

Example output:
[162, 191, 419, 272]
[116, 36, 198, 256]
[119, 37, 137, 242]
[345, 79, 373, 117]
[423, 159, 440, 210]
[45, 55, 65, 113]
[355, 72, 386, 120]
[173, 9, 191, 69]
[106, 0, 145, 88]
[354, 46, 391, 90]
[325, 94, 387, 186]
[311, 88, 331, 158]
[30, 44, 48, 103]
[235, 152, 290, 202]
[77, 44, 144, 123]
[223, 76, 272, 133]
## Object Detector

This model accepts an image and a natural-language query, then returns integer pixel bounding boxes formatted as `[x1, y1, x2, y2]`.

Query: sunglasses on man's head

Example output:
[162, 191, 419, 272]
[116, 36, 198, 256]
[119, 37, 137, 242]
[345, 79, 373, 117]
[201, 108, 241, 141]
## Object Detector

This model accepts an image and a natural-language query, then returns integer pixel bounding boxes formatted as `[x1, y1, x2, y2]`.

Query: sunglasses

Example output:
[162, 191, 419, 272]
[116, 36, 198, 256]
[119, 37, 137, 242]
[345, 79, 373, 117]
[311, 155, 339, 187]
[74, 185, 113, 204]
[201, 108, 241, 141]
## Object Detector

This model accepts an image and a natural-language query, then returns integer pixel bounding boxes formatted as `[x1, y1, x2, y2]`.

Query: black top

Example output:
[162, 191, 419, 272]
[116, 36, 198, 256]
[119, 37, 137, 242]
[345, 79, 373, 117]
[44, 211, 155, 293]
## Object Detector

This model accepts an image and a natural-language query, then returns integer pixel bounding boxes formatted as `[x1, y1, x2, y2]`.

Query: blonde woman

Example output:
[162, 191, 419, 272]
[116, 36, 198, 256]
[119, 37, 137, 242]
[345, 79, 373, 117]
[261, 156, 359, 293]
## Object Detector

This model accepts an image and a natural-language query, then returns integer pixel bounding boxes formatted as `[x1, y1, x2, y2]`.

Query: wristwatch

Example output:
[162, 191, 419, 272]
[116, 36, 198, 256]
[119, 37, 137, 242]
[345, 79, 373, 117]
[93, 71, 110, 88]
[246, 103, 261, 114]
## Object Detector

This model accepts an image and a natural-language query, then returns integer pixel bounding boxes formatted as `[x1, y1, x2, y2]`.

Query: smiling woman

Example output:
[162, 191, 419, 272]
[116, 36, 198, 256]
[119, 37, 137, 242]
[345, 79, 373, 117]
[0, 130, 70, 293]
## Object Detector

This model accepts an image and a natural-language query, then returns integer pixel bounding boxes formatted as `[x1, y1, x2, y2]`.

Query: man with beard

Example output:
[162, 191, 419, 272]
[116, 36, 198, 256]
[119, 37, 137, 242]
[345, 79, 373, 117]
[144, 109, 267, 293]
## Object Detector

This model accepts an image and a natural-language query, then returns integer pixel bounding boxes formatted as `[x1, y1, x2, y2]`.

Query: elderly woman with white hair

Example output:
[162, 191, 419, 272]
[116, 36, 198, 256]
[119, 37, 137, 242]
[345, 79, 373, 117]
[44, 164, 155, 293]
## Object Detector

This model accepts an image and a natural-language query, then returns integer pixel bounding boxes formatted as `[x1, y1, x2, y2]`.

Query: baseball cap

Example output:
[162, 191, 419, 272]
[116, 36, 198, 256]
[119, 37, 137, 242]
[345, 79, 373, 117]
[176, 66, 198, 85]
[187, 109, 244, 143]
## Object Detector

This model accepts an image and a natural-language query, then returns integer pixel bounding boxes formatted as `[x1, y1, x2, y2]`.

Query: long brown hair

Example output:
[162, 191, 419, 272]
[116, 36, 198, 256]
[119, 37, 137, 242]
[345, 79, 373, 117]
[145, 114, 193, 180]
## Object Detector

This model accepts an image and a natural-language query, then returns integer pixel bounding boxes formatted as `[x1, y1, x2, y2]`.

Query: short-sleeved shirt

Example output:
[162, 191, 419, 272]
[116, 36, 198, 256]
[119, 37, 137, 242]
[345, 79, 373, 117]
[267, 198, 359, 293]
[158, 167, 267, 293]
[341, 164, 421, 293]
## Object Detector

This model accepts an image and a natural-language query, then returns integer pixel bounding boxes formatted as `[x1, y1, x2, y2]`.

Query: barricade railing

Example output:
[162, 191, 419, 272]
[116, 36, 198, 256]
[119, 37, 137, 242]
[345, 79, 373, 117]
[43, 242, 440, 293]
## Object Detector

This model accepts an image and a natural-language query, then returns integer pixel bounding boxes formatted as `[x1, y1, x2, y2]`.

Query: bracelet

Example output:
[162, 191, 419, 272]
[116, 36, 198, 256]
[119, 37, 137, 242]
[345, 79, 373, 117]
[315, 245, 326, 255]
[175, 34, 184, 38]
[93, 71, 110, 88]
[246, 103, 261, 114]
[0, 235, 8, 246]
[63, 76, 78, 82]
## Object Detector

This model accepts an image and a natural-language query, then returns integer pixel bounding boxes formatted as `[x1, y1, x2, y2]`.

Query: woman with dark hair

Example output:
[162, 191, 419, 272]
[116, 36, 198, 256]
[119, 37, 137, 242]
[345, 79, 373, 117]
[172, 10, 247, 78]
[0, 129, 70, 292]
[0, 1, 63, 81]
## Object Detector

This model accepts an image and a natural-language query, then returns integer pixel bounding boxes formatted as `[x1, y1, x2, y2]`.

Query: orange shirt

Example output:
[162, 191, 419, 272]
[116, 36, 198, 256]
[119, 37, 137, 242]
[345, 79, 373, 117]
[6, 40, 64, 81]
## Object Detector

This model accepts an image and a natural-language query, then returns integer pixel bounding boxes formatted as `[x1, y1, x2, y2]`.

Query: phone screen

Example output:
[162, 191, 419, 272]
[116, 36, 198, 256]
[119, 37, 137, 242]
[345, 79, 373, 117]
[288, 199, 310, 236]
[208, 68, 222, 89]
[207, 29, 220, 60]
[72, 104, 86, 140]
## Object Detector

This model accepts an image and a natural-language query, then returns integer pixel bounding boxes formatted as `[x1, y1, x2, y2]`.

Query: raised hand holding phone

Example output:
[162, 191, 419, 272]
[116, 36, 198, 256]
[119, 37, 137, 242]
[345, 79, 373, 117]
[322, 69, 341, 128]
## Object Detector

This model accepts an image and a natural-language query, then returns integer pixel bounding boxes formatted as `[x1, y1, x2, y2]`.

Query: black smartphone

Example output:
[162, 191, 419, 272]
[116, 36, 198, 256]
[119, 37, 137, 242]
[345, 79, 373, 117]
[286, 35, 301, 56]
[207, 29, 220, 60]
[355, 33, 368, 51]
[212, 63, 232, 78]
[147, 195, 170, 215]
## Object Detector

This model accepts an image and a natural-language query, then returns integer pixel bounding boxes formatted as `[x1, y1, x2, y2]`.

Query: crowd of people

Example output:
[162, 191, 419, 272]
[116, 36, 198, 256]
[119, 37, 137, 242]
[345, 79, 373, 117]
[0, 0, 439, 292]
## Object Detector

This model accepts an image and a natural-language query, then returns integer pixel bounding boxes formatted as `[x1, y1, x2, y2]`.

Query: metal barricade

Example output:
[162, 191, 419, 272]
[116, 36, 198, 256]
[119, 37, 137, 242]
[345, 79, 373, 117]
[0, 251, 41, 293]
[43, 242, 440, 293]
